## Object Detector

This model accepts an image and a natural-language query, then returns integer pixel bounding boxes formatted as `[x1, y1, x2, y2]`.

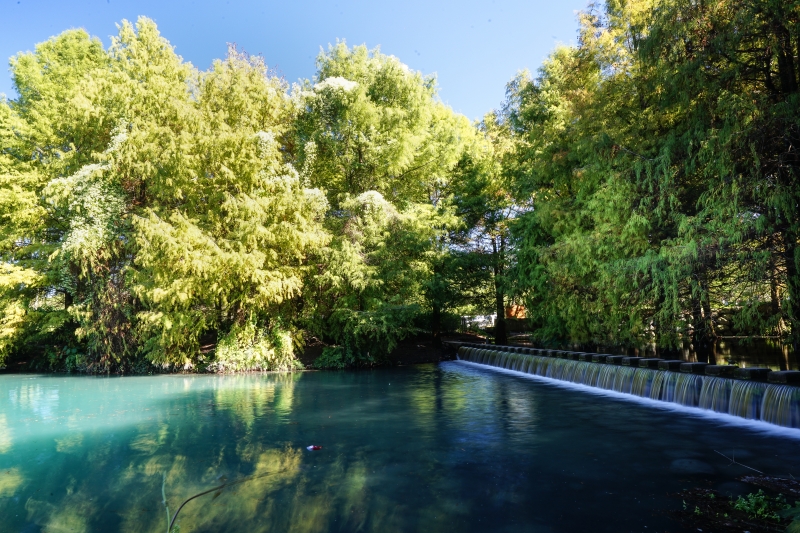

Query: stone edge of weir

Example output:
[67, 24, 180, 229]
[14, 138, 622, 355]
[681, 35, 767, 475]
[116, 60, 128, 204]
[445, 341, 800, 430]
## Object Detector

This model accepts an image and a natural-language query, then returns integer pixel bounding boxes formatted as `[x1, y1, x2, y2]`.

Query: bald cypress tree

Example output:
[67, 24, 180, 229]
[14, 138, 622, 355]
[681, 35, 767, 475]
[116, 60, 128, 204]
[505, 0, 800, 355]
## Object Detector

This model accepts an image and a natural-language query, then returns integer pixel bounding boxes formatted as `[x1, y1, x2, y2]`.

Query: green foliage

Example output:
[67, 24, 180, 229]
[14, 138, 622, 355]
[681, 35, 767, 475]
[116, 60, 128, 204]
[0, 28, 112, 369]
[6, 2, 795, 371]
[294, 43, 473, 357]
[733, 490, 785, 522]
[211, 319, 301, 373]
[111, 24, 330, 367]
[313, 346, 376, 369]
[0, 19, 325, 370]
[293, 42, 470, 206]
[0, 26, 474, 371]
[779, 503, 800, 533]
[504, 0, 800, 353]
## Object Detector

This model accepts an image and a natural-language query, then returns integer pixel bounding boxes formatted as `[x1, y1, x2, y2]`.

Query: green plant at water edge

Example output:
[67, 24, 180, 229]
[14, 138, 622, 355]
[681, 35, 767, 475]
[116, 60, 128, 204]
[733, 490, 784, 521]
[209, 319, 302, 372]
[779, 501, 800, 533]
[55, 347, 85, 373]
[313, 345, 378, 369]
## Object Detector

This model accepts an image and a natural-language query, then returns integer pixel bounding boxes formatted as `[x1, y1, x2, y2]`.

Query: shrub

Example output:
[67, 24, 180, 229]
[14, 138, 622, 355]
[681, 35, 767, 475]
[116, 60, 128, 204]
[209, 320, 302, 373]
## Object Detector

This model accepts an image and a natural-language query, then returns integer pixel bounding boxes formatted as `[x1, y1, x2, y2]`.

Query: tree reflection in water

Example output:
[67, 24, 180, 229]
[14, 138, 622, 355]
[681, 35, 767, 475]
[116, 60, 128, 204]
[1, 371, 472, 532]
[3, 365, 800, 532]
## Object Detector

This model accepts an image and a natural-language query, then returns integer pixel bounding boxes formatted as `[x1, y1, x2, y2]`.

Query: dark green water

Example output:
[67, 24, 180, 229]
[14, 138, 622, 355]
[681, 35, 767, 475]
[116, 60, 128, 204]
[2, 362, 800, 533]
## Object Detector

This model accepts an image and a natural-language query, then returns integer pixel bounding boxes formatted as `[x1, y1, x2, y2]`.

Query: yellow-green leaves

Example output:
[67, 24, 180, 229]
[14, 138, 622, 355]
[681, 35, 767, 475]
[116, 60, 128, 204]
[294, 42, 468, 207]
[1, 22, 481, 370]
[0, 18, 329, 370]
[292, 43, 475, 361]
[122, 36, 328, 366]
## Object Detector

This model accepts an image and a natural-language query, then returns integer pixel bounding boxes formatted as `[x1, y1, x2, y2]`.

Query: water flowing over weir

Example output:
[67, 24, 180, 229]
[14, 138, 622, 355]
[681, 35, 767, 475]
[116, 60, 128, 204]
[456, 345, 800, 429]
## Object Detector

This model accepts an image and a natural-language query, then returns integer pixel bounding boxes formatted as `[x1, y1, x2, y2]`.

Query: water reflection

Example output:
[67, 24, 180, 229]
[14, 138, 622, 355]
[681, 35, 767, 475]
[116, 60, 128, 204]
[8, 380, 60, 418]
[670, 338, 795, 369]
[1, 368, 800, 532]
[0, 414, 12, 453]
[0, 467, 22, 497]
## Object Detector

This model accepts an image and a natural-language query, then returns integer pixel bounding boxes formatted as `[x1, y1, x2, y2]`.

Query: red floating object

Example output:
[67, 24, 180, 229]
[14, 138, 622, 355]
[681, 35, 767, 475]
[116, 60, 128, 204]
[306, 445, 322, 451]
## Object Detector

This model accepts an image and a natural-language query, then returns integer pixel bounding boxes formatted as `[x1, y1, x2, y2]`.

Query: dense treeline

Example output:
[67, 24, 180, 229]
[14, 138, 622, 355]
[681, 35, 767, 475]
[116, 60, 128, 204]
[505, 0, 800, 357]
[1, 0, 798, 372]
[0, 19, 488, 372]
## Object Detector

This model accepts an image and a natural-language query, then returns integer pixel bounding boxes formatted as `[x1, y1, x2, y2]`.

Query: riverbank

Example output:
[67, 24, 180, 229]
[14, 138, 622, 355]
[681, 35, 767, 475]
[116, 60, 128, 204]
[297, 333, 482, 368]
[0, 333, 485, 374]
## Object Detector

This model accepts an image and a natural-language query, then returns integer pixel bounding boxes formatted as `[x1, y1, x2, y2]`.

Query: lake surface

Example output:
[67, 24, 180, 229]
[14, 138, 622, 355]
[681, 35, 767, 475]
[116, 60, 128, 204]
[2, 362, 800, 532]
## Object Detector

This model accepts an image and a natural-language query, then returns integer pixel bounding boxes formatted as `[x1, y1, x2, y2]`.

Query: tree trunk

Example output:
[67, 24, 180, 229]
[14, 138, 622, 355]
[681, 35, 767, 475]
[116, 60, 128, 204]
[431, 301, 442, 347]
[652, 291, 665, 358]
[769, 242, 786, 338]
[690, 293, 703, 357]
[688, 270, 717, 363]
[700, 295, 718, 364]
[492, 235, 507, 345]
[784, 229, 800, 356]
[429, 244, 445, 347]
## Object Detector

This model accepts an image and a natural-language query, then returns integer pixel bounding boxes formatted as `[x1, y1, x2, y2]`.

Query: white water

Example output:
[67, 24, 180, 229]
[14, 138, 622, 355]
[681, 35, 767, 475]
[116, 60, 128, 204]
[457, 346, 800, 437]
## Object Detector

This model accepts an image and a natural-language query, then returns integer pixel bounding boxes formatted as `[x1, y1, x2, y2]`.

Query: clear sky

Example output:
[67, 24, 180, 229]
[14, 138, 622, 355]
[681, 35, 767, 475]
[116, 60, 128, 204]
[1, 0, 587, 121]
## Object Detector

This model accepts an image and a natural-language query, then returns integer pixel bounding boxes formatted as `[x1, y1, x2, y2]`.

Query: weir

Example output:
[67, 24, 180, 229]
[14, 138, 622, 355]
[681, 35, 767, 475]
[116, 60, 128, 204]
[456, 344, 800, 429]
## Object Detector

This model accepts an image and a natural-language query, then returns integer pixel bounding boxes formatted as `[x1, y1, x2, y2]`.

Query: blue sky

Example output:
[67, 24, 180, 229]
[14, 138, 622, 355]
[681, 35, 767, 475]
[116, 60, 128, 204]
[1, 0, 587, 121]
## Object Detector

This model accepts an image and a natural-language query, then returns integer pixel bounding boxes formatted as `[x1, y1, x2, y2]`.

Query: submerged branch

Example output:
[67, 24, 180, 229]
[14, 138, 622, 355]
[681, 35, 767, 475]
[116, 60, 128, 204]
[714, 450, 764, 474]
[162, 473, 170, 533]
[165, 468, 287, 532]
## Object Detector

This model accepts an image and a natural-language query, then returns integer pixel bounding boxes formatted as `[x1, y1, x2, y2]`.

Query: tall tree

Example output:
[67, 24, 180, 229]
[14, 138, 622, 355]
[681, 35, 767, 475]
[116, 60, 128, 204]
[639, 0, 800, 353]
[449, 112, 518, 345]
[0, 29, 112, 368]
[292, 43, 472, 363]
[504, 0, 800, 357]
[110, 22, 329, 369]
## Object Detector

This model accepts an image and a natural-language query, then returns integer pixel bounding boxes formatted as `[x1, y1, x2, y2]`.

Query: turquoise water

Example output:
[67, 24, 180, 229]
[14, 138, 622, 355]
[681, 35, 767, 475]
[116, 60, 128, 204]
[2, 363, 800, 533]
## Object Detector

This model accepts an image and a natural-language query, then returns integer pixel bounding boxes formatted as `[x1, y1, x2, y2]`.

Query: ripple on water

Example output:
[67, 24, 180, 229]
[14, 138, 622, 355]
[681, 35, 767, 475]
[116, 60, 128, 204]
[670, 458, 715, 475]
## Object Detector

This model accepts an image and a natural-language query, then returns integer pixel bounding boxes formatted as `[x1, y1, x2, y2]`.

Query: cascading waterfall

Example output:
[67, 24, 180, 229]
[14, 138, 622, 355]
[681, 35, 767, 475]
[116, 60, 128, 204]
[457, 346, 800, 429]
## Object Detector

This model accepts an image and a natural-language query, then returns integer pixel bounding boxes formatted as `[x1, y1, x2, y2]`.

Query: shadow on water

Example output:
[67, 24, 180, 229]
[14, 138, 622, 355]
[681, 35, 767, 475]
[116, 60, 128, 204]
[535, 337, 798, 370]
[648, 337, 797, 370]
[693, 337, 797, 371]
[1, 366, 800, 532]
